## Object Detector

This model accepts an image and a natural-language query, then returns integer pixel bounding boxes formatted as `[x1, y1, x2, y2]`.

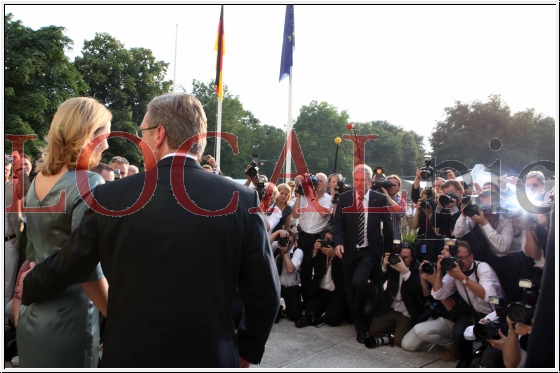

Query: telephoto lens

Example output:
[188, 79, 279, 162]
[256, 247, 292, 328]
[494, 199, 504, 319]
[388, 253, 401, 265]
[507, 302, 534, 324]
[421, 261, 436, 275]
[440, 256, 460, 271]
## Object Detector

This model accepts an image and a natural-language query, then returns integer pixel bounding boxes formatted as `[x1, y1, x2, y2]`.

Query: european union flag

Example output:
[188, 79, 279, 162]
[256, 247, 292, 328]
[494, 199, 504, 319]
[279, 5, 295, 82]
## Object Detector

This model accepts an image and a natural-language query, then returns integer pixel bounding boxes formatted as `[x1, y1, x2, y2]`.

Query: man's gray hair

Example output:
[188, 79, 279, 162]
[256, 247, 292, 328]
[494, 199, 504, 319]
[316, 172, 328, 183]
[526, 170, 545, 184]
[146, 93, 208, 156]
[353, 164, 373, 180]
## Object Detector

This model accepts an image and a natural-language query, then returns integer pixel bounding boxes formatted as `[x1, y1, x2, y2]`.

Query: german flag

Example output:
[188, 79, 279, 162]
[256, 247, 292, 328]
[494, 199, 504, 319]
[214, 5, 225, 100]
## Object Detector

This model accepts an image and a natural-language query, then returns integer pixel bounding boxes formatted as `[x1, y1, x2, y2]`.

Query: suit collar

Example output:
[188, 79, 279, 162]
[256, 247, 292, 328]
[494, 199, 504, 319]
[156, 155, 203, 170]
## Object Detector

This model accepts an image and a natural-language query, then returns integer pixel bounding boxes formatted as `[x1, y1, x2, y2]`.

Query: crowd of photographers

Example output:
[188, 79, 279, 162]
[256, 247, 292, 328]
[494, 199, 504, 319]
[244, 153, 554, 368]
[5, 151, 555, 368]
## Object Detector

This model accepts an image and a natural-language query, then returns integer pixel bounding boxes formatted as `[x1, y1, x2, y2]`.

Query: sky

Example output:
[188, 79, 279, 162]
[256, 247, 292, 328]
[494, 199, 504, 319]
[4, 3, 559, 151]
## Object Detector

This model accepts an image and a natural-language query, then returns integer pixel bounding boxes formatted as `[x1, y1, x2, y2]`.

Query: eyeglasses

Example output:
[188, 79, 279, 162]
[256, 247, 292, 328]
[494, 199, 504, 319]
[456, 254, 473, 260]
[135, 126, 159, 138]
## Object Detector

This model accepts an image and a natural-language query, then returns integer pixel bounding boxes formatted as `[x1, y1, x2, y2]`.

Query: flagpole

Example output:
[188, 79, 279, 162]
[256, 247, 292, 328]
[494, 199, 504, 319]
[173, 23, 178, 93]
[286, 67, 293, 182]
[216, 99, 222, 168]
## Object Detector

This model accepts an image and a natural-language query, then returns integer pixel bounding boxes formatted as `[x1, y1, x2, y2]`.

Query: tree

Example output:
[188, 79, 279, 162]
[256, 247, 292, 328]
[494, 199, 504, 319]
[74, 33, 172, 165]
[4, 13, 88, 156]
[430, 94, 555, 172]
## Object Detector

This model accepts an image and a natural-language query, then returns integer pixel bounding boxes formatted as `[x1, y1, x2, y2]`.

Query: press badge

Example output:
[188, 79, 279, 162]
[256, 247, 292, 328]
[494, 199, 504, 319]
[421, 245, 427, 254]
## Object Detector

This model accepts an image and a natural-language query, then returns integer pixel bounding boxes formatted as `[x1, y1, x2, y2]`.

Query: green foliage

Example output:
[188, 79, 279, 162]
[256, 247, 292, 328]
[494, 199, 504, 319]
[74, 32, 172, 166]
[4, 13, 88, 156]
[430, 94, 555, 172]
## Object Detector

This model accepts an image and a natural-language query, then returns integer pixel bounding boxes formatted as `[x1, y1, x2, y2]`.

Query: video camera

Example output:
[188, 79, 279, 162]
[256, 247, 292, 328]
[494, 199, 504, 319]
[473, 296, 509, 340]
[333, 177, 352, 204]
[294, 173, 318, 196]
[245, 153, 267, 178]
[507, 279, 538, 324]
[388, 239, 403, 265]
[419, 155, 435, 181]
[370, 167, 394, 192]
[256, 175, 267, 201]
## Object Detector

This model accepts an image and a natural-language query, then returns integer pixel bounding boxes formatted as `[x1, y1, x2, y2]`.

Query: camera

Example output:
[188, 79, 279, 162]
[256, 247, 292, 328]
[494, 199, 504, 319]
[420, 187, 435, 210]
[421, 261, 437, 275]
[277, 237, 291, 247]
[321, 238, 334, 248]
[114, 169, 121, 179]
[473, 296, 509, 340]
[333, 177, 352, 204]
[438, 191, 458, 207]
[419, 155, 435, 181]
[256, 175, 267, 201]
[506, 279, 538, 324]
[294, 173, 318, 196]
[245, 153, 267, 178]
[202, 154, 211, 161]
[461, 195, 480, 217]
[388, 239, 402, 265]
[440, 256, 461, 271]
[370, 167, 394, 192]
[6, 156, 14, 164]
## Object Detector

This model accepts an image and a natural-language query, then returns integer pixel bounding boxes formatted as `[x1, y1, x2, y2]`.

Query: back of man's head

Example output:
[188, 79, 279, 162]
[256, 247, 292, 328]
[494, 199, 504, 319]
[146, 93, 207, 156]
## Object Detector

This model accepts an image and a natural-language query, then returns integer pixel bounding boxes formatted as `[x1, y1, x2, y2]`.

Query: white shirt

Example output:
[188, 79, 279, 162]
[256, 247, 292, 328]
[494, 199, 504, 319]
[297, 193, 333, 234]
[319, 256, 336, 292]
[271, 243, 303, 287]
[432, 261, 504, 314]
[357, 191, 370, 248]
[454, 214, 520, 257]
[266, 205, 282, 236]
[518, 229, 545, 269]
[382, 266, 412, 318]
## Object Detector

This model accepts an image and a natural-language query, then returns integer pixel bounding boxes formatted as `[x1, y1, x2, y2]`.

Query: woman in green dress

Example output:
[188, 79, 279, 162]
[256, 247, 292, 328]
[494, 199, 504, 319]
[16, 97, 112, 367]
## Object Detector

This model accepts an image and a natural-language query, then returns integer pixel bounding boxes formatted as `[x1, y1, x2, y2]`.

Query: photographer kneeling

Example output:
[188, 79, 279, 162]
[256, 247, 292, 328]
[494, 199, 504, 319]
[366, 242, 424, 348]
[296, 227, 344, 328]
[270, 230, 303, 322]
[421, 240, 503, 368]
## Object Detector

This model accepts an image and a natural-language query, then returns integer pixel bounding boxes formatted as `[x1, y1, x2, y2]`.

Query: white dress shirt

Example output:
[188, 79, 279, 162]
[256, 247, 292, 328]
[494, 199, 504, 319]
[432, 261, 504, 314]
[271, 243, 303, 287]
[454, 214, 520, 257]
[297, 193, 333, 234]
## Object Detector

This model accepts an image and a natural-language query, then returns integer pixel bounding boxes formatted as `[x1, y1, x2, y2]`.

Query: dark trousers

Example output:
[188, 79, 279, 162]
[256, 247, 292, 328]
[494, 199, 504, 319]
[298, 231, 321, 308]
[281, 285, 302, 321]
[344, 249, 376, 334]
[452, 315, 475, 363]
[307, 288, 343, 326]
[481, 347, 506, 368]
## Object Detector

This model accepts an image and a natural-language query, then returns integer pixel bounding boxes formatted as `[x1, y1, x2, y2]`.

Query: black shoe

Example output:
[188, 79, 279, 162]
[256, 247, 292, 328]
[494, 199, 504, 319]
[356, 332, 368, 344]
[456, 360, 472, 368]
[295, 317, 311, 328]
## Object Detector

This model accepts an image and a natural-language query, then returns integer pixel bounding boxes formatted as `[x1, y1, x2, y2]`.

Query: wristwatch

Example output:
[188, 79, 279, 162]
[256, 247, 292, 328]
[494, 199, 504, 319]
[462, 277, 469, 285]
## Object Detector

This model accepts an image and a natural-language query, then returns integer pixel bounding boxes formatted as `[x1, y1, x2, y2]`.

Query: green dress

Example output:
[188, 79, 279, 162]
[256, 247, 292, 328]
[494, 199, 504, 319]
[17, 170, 105, 367]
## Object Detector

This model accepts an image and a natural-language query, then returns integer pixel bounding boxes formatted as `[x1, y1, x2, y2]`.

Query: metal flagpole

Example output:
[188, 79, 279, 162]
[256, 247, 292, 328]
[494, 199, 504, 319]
[173, 24, 178, 92]
[285, 67, 292, 182]
[216, 99, 222, 168]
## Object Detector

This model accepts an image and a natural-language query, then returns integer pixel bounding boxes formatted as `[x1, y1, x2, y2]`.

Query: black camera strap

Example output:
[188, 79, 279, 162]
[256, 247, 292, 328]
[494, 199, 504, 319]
[461, 261, 482, 318]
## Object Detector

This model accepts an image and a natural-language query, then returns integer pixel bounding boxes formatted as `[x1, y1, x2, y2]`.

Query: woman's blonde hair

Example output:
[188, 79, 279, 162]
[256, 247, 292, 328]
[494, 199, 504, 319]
[276, 183, 292, 204]
[39, 97, 112, 176]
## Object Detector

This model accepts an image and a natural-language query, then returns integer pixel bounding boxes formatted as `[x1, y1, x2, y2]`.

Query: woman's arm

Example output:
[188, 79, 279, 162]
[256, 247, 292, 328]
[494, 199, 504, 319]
[81, 278, 109, 317]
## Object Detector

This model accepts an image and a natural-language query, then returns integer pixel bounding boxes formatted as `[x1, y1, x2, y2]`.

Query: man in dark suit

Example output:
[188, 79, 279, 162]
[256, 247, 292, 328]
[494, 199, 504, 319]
[332, 164, 394, 344]
[20, 93, 280, 367]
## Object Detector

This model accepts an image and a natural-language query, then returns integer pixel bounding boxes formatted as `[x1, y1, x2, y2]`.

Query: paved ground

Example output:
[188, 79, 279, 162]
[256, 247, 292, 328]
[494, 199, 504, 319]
[257, 317, 458, 369]
[5, 318, 459, 369]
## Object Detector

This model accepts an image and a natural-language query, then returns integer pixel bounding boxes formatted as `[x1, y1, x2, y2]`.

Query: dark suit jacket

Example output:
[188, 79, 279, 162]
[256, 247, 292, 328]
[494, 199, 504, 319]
[372, 260, 425, 323]
[332, 189, 394, 267]
[305, 251, 344, 297]
[22, 156, 280, 367]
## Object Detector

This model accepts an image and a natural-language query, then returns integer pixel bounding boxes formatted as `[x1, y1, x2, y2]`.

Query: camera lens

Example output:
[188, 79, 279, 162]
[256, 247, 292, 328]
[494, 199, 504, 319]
[507, 303, 532, 323]
[421, 262, 435, 275]
[441, 257, 458, 271]
[388, 254, 400, 265]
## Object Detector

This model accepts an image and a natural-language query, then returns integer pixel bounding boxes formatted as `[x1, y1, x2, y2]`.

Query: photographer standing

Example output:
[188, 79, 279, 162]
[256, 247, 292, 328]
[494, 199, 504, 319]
[380, 175, 407, 241]
[296, 228, 344, 328]
[412, 188, 440, 263]
[270, 230, 303, 321]
[424, 240, 503, 368]
[291, 173, 332, 308]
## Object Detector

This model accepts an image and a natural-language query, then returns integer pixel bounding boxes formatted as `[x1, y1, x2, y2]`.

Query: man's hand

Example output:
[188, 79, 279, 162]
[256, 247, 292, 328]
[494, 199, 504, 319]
[312, 239, 322, 258]
[415, 168, 422, 180]
[472, 181, 483, 194]
[15, 261, 36, 295]
[382, 252, 390, 271]
[206, 155, 217, 167]
[335, 245, 344, 259]
[470, 209, 488, 226]
[390, 256, 409, 274]
[487, 329, 507, 351]
[239, 356, 251, 368]
[445, 169, 456, 179]
[445, 261, 464, 280]
[420, 260, 438, 285]
[321, 245, 336, 258]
